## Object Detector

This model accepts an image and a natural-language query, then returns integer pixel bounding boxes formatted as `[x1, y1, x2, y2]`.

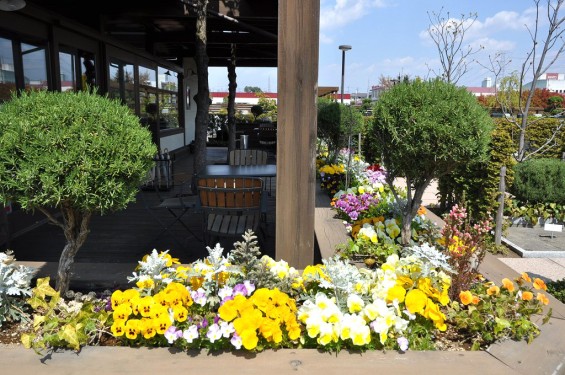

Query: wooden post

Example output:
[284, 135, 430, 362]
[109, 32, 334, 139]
[495, 166, 506, 246]
[277, 1, 320, 268]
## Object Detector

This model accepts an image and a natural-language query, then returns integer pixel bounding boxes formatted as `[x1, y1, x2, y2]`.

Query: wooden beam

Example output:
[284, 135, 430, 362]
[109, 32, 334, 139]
[276, 1, 319, 268]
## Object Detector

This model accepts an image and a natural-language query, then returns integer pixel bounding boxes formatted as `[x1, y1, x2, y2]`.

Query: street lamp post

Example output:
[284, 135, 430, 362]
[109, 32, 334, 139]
[339, 45, 352, 189]
[339, 45, 351, 105]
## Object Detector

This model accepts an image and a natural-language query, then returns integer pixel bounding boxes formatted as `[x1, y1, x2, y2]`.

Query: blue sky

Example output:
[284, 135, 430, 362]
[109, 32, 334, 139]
[208, 0, 563, 94]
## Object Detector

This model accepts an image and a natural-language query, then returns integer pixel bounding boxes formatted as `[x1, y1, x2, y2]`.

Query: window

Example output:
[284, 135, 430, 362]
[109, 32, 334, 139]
[108, 59, 135, 112]
[59, 51, 77, 91]
[0, 37, 16, 102]
[157, 66, 179, 130]
[21, 42, 48, 91]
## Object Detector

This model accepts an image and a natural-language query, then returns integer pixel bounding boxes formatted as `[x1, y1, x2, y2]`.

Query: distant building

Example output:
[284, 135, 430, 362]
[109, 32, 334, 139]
[466, 77, 496, 97]
[369, 85, 386, 101]
[524, 73, 565, 94]
[209, 89, 351, 113]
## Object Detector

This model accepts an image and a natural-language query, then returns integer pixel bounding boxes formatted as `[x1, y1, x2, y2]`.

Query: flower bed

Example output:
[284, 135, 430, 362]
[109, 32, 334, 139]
[10, 229, 551, 354]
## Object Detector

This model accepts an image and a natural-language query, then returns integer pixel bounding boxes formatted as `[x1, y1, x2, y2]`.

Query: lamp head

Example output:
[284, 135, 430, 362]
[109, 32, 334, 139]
[338, 45, 352, 51]
[0, 0, 26, 11]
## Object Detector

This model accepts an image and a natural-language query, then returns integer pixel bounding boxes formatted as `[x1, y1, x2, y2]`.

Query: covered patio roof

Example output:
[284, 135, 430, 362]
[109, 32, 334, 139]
[25, 0, 278, 68]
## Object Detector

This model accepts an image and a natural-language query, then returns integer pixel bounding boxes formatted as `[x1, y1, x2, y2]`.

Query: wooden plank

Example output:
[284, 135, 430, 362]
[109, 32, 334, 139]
[1, 347, 516, 375]
[276, 0, 320, 269]
[315, 207, 349, 260]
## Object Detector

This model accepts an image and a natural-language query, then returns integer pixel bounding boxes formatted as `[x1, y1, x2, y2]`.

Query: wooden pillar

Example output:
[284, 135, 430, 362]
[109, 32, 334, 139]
[276, 1, 320, 268]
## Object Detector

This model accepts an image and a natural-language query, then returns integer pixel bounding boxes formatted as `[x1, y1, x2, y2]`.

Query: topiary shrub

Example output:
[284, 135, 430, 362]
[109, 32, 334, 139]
[511, 158, 565, 204]
[0, 90, 157, 293]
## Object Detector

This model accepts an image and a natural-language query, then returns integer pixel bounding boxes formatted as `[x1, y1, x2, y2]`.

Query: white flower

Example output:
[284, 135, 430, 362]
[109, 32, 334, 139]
[230, 333, 243, 349]
[182, 325, 199, 343]
[346, 294, 365, 313]
[219, 321, 235, 338]
[218, 286, 233, 300]
[206, 323, 223, 343]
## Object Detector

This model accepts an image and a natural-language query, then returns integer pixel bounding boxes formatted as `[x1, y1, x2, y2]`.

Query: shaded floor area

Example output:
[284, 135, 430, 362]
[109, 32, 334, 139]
[3, 147, 276, 270]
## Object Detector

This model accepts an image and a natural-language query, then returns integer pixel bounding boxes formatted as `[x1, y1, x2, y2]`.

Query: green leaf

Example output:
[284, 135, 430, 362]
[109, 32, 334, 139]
[21, 333, 34, 349]
[59, 324, 80, 351]
[33, 277, 57, 299]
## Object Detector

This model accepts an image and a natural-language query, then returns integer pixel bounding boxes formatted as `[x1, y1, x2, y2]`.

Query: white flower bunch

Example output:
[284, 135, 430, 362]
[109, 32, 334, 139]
[127, 249, 178, 285]
[260, 255, 299, 280]
[0, 250, 35, 297]
[401, 243, 453, 275]
[0, 250, 36, 326]
[319, 256, 363, 300]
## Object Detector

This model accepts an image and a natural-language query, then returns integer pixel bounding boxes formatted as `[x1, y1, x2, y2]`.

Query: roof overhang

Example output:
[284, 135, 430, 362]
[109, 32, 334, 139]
[23, 0, 278, 68]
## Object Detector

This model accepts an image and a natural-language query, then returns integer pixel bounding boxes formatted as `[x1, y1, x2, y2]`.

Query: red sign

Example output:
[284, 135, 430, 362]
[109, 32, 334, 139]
[546, 73, 559, 80]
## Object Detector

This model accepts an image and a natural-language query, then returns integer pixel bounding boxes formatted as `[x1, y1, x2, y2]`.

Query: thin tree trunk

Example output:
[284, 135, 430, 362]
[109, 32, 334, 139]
[227, 44, 237, 152]
[56, 205, 91, 293]
[400, 178, 432, 246]
[193, 0, 210, 181]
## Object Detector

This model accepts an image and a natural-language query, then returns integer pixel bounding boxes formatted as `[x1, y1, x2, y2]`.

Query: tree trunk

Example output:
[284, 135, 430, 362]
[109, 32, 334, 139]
[400, 177, 431, 246]
[193, 0, 210, 181]
[227, 44, 237, 152]
[56, 205, 92, 293]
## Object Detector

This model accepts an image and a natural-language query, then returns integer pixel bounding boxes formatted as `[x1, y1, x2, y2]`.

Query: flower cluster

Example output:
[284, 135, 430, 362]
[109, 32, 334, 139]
[332, 192, 381, 222]
[0, 250, 35, 326]
[296, 252, 452, 351]
[318, 163, 345, 195]
[110, 281, 193, 343]
[447, 272, 552, 350]
[438, 205, 492, 299]
[218, 288, 301, 350]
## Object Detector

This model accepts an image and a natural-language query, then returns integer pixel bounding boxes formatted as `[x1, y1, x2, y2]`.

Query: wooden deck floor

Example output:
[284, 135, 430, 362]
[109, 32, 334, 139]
[2, 147, 277, 265]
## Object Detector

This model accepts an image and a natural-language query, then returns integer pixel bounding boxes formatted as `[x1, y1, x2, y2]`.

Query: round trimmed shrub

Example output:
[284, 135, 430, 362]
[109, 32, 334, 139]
[0, 89, 157, 292]
[511, 158, 565, 204]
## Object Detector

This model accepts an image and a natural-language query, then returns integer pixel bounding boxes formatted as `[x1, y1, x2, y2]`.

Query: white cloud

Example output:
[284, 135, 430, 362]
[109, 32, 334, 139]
[319, 32, 334, 44]
[320, 0, 388, 30]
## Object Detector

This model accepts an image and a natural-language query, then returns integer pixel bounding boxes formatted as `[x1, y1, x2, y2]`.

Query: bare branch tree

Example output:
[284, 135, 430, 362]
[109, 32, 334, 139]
[427, 8, 482, 84]
[484, 0, 565, 162]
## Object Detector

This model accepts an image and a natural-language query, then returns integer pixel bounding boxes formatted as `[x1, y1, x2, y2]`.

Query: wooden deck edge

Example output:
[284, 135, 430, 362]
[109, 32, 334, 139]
[2, 347, 516, 375]
[314, 183, 349, 260]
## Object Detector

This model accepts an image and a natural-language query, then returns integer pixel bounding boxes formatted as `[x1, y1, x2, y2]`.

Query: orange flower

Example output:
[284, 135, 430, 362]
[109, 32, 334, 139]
[521, 272, 532, 283]
[533, 278, 547, 291]
[521, 291, 534, 301]
[501, 278, 515, 292]
[417, 206, 427, 216]
[536, 293, 550, 305]
[459, 291, 474, 306]
[487, 285, 500, 296]
[471, 295, 480, 305]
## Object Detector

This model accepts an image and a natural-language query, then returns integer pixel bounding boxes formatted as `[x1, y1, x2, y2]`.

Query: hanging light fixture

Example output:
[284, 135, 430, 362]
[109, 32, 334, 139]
[0, 0, 26, 11]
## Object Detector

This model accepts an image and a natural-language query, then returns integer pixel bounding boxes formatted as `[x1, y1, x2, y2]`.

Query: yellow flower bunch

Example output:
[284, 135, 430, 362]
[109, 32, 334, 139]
[318, 164, 345, 175]
[379, 254, 451, 332]
[111, 282, 193, 341]
[218, 288, 301, 350]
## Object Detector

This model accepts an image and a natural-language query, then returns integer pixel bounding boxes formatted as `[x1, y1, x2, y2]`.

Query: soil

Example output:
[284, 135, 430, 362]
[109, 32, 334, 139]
[0, 320, 31, 347]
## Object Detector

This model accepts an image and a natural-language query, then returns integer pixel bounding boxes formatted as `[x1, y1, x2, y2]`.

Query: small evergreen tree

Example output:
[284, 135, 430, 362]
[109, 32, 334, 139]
[370, 79, 493, 245]
[0, 90, 157, 292]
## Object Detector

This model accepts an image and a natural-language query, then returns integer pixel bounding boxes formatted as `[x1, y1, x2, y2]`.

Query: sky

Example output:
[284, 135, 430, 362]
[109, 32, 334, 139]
[208, 0, 565, 94]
